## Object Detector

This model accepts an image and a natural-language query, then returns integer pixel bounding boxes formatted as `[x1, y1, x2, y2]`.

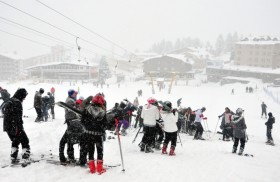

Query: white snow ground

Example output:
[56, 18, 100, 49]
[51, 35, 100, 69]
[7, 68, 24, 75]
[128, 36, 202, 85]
[0, 80, 279, 182]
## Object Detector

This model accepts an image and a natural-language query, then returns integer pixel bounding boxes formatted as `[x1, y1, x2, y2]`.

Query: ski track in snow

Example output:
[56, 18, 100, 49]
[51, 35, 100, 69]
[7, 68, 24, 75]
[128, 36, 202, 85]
[0, 80, 279, 182]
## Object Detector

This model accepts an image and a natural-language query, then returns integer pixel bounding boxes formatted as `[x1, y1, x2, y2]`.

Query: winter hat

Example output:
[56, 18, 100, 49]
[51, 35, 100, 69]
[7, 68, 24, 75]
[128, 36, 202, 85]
[79, 96, 84, 100]
[147, 97, 157, 108]
[92, 94, 105, 106]
[39, 88, 44, 94]
[13, 88, 28, 102]
[68, 89, 77, 97]
[268, 112, 273, 117]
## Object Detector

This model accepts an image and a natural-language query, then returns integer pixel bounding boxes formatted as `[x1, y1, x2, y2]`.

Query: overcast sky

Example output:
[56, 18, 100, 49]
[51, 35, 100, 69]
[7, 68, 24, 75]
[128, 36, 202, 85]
[0, 0, 279, 59]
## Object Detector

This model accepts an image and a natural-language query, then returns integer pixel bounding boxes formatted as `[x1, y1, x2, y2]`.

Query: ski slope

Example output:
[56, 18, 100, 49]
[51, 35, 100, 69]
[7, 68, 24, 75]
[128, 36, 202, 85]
[0, 80, 279, 182]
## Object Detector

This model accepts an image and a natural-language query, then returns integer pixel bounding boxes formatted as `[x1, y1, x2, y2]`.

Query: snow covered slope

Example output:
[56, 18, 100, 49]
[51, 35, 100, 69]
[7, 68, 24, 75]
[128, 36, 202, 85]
[0, 80, 279, 182]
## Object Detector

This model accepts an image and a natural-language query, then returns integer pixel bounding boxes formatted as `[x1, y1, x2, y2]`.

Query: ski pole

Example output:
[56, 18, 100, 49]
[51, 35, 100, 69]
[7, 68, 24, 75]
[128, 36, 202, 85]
[205, 119, 211, 139]
[177, 132, 183, 148]
[212, 118, 220, 138]
[114, 118, 125, 172]
[132, 125, 142, 143]
[28, 107, 34, 110]
[202, 119, 210, 139]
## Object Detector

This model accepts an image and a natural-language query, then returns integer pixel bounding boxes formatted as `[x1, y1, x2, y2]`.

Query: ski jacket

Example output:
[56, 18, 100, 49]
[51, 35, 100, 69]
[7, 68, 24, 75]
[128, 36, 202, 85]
[265, 116, 275, 129]
[261, 103, 267, 111]
[0, 89, 10, 102]
[141, 104, 160, 127]
[49, 94, 55, 105]
[33, 91, 43, 108]
[81, 104, 107, 135]
[65, 97, 78, 120]
[231, 115, 247, 139]
[194, 109, 204, 123]
[161, 110, 178, 132]
[3, 98, 24, 134]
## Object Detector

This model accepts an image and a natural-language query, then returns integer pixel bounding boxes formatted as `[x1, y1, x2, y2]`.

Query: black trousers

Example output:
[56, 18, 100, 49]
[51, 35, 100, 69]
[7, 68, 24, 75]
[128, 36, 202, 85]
[79, 133, 104, 164]
[233, 137, 246, 149]
[261, 110, 267, 117]
[7, 130, 30, 150]
[50, 105, 55, 115]
[35, 107, 43, 120]
[141, 126, 156, 146]
[266, 128, 273, 140]
[59, 130, 75, 160]
[163, 131, 177, 147]
[194, 122, 204, 138]
[155, 123, 164, 144]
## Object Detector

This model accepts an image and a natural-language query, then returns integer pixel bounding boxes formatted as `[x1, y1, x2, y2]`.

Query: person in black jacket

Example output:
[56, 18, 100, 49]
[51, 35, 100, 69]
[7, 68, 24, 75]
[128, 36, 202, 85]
[79, 94, 108, 174]
[34, 88, 44, 122]
[3, 88, 30, 163]
[265, 112, 275, 145]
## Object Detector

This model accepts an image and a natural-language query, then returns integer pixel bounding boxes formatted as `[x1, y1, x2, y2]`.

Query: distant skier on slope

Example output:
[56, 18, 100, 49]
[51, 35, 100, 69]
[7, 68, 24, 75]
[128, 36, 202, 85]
[231, 108, 247, 155]
[265, 112, 275, 145]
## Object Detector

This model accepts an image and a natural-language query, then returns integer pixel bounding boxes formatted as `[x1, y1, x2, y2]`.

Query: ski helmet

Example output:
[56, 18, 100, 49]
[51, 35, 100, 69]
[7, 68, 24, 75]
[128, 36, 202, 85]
[39, 88, 44, 94]
[236, 108, 244, 114]
[164, 101, 172, 109]
[201, 107, 206, 111]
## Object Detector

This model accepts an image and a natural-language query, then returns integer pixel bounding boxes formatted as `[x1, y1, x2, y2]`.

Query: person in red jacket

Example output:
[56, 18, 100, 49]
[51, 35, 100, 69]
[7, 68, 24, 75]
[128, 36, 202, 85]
[75, 96, 84, 110]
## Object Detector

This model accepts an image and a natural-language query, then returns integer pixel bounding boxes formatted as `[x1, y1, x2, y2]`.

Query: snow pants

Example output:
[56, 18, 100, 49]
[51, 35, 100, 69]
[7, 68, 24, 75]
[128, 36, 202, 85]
[79, 133, 104, 165]
[163, 131, 177, 147]
[266, 127, 273, 141]
[233, 137, 246, 149]
[141, 126, 156, 146]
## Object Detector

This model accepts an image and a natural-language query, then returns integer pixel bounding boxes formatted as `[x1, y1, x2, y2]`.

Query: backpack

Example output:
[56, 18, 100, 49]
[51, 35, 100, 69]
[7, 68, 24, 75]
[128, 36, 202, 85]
[66, 119, 85, 144]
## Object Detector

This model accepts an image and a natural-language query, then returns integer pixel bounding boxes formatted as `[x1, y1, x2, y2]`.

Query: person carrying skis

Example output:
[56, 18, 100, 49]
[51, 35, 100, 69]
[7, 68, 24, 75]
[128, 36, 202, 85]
[139, 97, 160, 153]
[265, 112, 275, 145]
[47, 91, 55, 119]
[219, 107, 234, 141]
[160, 101, 178, 156]
[59, 89, 78, 164]
[193, 107, 207, 140]
[78, 94, 107, 174]
[3, 88, 30, 163]
[34, 88, 44, 122]
[231, 108, 247, 155]
[261, 102, 267, 118]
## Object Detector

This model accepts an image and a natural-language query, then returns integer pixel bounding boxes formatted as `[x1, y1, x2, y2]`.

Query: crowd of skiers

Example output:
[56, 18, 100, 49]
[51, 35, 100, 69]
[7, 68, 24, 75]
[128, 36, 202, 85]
[0, 85, 276, 174]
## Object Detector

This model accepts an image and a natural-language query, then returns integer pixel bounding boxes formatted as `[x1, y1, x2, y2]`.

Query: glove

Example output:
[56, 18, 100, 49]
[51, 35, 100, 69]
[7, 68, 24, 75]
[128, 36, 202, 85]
[218, 116, 221, 119]
[203, 117, 207, 120]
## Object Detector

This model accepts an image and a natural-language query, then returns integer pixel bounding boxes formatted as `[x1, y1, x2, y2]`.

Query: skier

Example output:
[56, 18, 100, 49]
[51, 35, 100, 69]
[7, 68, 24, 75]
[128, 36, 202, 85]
[193, 107, 207, 140]
[114, 101, 129, 136]
[78, 94, 107, 174]
[261, 102, 267, 118]
[139, 97, 160, 153]
[133, 97, 139, 107]
[47, 91, 55, 119]
[59, 89, 78, 164]
[178, 107, 188, 133]
[42, 95, 50, 122]
[3, 88, 30, 163]
[185, 107, 196, 135]
[160, 101, 178, 156]
[231, 108, 247, 155]
[0, 87, 11, 112]
[219, 107, 234, 141]
[265, 112, 275, 145]
[34, 88, 44, 122]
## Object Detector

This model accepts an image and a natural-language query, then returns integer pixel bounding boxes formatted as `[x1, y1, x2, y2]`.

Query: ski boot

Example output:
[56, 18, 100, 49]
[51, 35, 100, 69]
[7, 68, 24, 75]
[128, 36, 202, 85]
[97, 160, 106, 174]
[154, 142, 161, 150]
[162, 144, 168, 154]
[232, 146, 237, 153]
[145, 145, 154, 153]
[238, 147, 244, 155]
[138, 142, 145, 152]
[88, 160, 96, 173]
[22, 148, 30, 159]
[11, 147, 19, 163]
[169, 146, 176, 156]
